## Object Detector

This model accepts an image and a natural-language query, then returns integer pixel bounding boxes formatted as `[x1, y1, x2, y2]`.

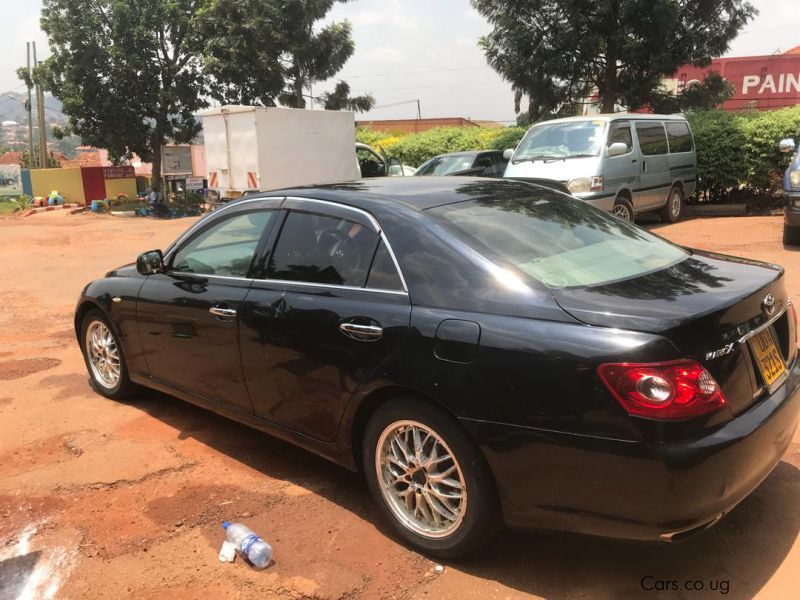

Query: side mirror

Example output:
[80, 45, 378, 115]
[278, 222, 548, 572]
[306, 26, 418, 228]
[606, 142, 629, 158]
[136, 249, 164, 275]
[779, 138, 796, 154]
[503, 148, 514, 161]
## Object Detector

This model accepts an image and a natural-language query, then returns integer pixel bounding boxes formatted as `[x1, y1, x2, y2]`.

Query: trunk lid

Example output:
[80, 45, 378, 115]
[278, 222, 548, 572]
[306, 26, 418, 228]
[553, 250, 796, 415]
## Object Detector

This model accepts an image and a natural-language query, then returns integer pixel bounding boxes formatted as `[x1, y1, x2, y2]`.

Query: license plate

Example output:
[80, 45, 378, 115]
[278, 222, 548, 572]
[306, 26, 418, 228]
[749, 327, 786, 388]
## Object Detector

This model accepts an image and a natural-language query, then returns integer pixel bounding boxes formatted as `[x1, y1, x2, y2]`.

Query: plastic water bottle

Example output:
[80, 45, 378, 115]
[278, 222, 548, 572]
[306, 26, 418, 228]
[222, 522, 273, 569]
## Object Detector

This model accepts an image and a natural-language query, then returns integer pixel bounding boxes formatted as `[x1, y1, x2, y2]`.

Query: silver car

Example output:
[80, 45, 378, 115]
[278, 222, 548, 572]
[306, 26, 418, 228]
[503, 114, 697, 222]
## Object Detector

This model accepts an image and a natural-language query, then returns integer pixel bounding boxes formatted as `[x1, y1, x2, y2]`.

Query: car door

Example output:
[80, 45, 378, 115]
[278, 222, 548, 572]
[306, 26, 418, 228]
[633, 121, 671, 211]
[136, 198, 282, 412]
[238, 197, 411, 441]
[604, 120, 638, 199]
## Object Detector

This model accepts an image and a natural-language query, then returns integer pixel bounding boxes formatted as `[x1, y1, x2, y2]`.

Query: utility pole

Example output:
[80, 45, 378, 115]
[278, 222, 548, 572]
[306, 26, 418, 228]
[26, 42, 36, 168]
[33, 42, 48, 168]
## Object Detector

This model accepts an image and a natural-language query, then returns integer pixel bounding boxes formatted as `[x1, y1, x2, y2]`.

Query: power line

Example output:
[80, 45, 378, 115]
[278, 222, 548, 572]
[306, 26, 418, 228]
[353, 80, 502, 93]
[339, 65, 492, 79]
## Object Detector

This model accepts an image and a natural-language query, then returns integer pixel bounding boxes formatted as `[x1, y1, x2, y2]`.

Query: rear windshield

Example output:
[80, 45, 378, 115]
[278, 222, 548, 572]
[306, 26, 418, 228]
[428, 192, 688, 289]
[417, 155, 475, 175]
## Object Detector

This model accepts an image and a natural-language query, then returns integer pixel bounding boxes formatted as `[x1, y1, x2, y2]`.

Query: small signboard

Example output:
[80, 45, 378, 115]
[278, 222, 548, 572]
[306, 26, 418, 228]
[103, 166, 135, 179]
[163, 146, 193, 175]
[0, 164, 22, 196]
[186, 177, 204, 190]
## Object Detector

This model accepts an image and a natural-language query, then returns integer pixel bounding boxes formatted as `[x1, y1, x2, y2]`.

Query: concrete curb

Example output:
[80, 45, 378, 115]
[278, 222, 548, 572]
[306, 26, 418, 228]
[22, 203, 79, 217]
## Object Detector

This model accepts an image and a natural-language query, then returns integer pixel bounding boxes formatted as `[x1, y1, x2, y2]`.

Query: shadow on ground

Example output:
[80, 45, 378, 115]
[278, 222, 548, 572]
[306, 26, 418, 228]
[0, 551, 41, 599]
[131, 388, 799, 600]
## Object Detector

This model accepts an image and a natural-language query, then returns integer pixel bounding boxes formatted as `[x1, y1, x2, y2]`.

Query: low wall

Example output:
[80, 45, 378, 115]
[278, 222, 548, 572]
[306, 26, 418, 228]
[23, 167, 138, 205]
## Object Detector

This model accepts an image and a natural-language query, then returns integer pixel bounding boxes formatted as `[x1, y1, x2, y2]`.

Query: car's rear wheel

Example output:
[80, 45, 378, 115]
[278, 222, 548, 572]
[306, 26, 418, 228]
[660, 186, 684, 223]
[80, 309, 137, 400]
[362, 398, 501, 558]
[611, 196, 634, 223]
[784, 224, 800, 246]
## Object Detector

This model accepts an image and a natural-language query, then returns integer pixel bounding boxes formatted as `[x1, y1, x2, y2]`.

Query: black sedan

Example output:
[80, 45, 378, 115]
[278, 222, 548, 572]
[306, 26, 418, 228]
[75, 177, 800, 557]
[415, 150, 508, 177]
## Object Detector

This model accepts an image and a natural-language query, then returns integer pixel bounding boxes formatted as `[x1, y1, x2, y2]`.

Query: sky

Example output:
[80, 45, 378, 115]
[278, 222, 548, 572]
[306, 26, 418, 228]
[1, 0, 799, 124]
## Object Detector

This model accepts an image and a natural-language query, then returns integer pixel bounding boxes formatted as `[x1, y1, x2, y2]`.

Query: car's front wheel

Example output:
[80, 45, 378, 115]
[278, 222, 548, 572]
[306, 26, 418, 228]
[784, 224, 800, 246]
[363, 398, 501, 558]
[80, 308, 137, 400]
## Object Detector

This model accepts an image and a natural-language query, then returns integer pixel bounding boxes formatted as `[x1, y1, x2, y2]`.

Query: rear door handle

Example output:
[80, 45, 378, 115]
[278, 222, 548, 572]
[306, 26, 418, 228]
[209, 306, 237, 320]
[339, 321, 383, 341]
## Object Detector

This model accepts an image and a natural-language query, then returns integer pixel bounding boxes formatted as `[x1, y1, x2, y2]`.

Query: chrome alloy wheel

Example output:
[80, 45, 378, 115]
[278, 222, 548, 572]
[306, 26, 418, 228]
[669, 188, 682, 218]
[375, 420, 467, 538]
[85, 320, 121, 389]
[612, 203, 632, 222]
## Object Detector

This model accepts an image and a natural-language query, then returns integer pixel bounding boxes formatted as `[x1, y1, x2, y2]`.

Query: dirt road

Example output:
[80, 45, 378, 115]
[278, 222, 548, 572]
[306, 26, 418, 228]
[1, 211, 798, 599]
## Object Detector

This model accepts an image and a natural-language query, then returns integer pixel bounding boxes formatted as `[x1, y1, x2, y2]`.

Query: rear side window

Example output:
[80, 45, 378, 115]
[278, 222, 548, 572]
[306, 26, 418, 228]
[268, 210, 378, 286]
[607, 123, 633, 152]
[366, 240, 404, 291]
[666, 122, 694, 153]
[635, 122, 669, 156]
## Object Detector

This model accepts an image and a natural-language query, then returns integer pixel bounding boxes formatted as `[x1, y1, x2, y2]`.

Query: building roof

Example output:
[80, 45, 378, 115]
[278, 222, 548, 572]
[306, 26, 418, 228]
[0, 151, 24, 165]
[60, 151, 103, 169]
[786, 44, 800, 55]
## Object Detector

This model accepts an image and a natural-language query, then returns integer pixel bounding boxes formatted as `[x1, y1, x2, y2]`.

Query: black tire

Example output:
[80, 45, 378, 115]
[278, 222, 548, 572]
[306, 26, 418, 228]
[362, 398, 502, 558]
[784, 224, 800, 246]
[79, 308, 137, 400]
[660, 186, 684, 223]
[611, 196, 635, 223]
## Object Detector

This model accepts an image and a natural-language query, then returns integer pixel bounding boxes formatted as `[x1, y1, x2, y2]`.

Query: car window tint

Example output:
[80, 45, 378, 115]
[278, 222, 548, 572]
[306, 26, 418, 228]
[171, 211, 273, 277]
[366, 240, 404, 291]
[608, 123, 632, 151]
[666, 122, 693, 153]
[269, 210, 378, 286]
[635, 122, 669, 156]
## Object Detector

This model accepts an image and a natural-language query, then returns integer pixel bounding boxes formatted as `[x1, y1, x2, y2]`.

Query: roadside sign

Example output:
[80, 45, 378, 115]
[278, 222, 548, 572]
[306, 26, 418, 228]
[0, 164, 22, 196]
[163, 146, 193, 175]
[186, 177, 204, 190]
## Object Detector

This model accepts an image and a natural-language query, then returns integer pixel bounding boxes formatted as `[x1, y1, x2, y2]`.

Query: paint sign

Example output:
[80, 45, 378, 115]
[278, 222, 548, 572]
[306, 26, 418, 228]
[186, 177, 204, 190]
[103, 166, 135, 179]
[0, 164, 22, 196]
[672, 53, 800, 111]
[163, 145, 193, 175]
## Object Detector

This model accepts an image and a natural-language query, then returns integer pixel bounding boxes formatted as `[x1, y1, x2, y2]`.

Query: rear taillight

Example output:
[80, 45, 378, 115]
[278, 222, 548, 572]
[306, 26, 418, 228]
[597, 360, 726, 420]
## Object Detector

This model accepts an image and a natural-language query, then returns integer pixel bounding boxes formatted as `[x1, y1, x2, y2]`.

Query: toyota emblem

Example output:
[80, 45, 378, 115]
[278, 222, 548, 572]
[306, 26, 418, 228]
[762, 293, 776, 316]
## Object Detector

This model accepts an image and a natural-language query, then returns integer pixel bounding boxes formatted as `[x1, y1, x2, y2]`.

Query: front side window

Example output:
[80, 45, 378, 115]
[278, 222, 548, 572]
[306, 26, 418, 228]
[666, 122, 694, 153]
[268, 210, 378, 286]
[635, 122, 669, 156]
[513, 120, 606, 162]
[607, 123, 633, 152]
[357, 147, 386, 177]
[171, 211, 273, 277]
[428, 193, 687, 289]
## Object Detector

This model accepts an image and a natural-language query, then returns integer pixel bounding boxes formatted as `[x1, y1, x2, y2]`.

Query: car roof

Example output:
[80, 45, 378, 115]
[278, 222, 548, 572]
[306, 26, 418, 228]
[258, 176, 550, 212]
[533, 113, 688, 126]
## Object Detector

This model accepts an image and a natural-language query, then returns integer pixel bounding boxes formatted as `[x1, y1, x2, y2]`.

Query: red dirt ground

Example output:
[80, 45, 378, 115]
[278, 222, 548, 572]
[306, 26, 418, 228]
[0, 210, 798, 599]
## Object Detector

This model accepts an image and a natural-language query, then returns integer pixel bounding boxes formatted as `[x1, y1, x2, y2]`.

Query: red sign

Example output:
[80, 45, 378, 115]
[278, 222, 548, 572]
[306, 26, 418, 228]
[672, 52, 800, 111]
[103, 166, 135, 179]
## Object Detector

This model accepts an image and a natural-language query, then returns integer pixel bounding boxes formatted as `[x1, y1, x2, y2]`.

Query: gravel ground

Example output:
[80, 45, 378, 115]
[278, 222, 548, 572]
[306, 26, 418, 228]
[0, 210, 798, 600]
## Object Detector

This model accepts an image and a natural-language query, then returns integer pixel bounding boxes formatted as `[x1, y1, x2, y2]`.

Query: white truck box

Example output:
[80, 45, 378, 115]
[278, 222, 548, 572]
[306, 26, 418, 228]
[201, 105, 360, 198]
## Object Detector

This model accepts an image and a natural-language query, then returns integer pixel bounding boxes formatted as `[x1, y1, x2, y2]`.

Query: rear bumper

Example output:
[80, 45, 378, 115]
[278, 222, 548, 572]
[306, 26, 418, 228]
[464, 356, 800, 541]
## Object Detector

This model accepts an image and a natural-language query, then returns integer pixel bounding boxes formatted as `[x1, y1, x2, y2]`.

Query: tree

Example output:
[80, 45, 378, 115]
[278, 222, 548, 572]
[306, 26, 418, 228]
[473, 0, 756, 117]
[320, 81, 375, 112]
[650, 72, 735, 114]
[39, 0, 209, 192]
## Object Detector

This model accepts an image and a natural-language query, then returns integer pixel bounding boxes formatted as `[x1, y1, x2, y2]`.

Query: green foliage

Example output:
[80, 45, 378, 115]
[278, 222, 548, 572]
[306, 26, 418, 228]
[687, 106, 800, 201]
[355, 126, 527, 167]
[651, 72, 735, 114]
[321, 81, 375, 113]
[473, 0, 756, 117]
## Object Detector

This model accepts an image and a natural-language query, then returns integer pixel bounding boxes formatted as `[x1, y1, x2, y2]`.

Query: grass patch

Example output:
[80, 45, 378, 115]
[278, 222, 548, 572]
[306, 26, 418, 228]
[0, 199, 24, 214]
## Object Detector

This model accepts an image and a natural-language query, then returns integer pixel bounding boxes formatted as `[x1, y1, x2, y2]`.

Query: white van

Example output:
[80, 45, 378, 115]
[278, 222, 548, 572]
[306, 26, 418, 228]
[503, 114, 697, 222]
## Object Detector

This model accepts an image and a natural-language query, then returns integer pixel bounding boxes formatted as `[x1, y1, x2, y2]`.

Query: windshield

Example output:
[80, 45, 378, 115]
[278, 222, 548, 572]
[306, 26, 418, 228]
[417, 155, 475, 175]
[514, 120, 606, 162]
[428, 192, 688, 289]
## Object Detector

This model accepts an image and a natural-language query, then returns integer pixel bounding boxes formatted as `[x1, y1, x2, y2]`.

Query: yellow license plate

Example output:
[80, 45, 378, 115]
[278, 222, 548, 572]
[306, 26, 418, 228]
[750, 327, 786, 388]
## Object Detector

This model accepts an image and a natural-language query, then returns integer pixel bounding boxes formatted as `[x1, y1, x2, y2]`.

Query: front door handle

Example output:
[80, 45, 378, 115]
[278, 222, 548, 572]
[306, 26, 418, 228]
[339, 321, 383, 341]
[209, 306, 237, 320]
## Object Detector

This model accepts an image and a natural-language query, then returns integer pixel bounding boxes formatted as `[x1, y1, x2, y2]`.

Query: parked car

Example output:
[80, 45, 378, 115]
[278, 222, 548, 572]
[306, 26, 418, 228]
[503, 113, 697, 223]
[356, 142, 416, 177]
[779, 137, 800, 245]
[76, 177, 799, 558]
[415, 150, 508, 177]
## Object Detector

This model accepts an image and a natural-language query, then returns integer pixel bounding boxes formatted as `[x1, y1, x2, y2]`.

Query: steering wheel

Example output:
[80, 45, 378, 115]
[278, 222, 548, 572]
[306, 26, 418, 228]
[317, 229, 360, 278]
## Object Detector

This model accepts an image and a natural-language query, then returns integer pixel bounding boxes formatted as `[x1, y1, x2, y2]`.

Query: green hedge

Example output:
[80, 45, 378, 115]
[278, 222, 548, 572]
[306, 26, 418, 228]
[356, 126, 526, 167]
[687, 106, 800, 202]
